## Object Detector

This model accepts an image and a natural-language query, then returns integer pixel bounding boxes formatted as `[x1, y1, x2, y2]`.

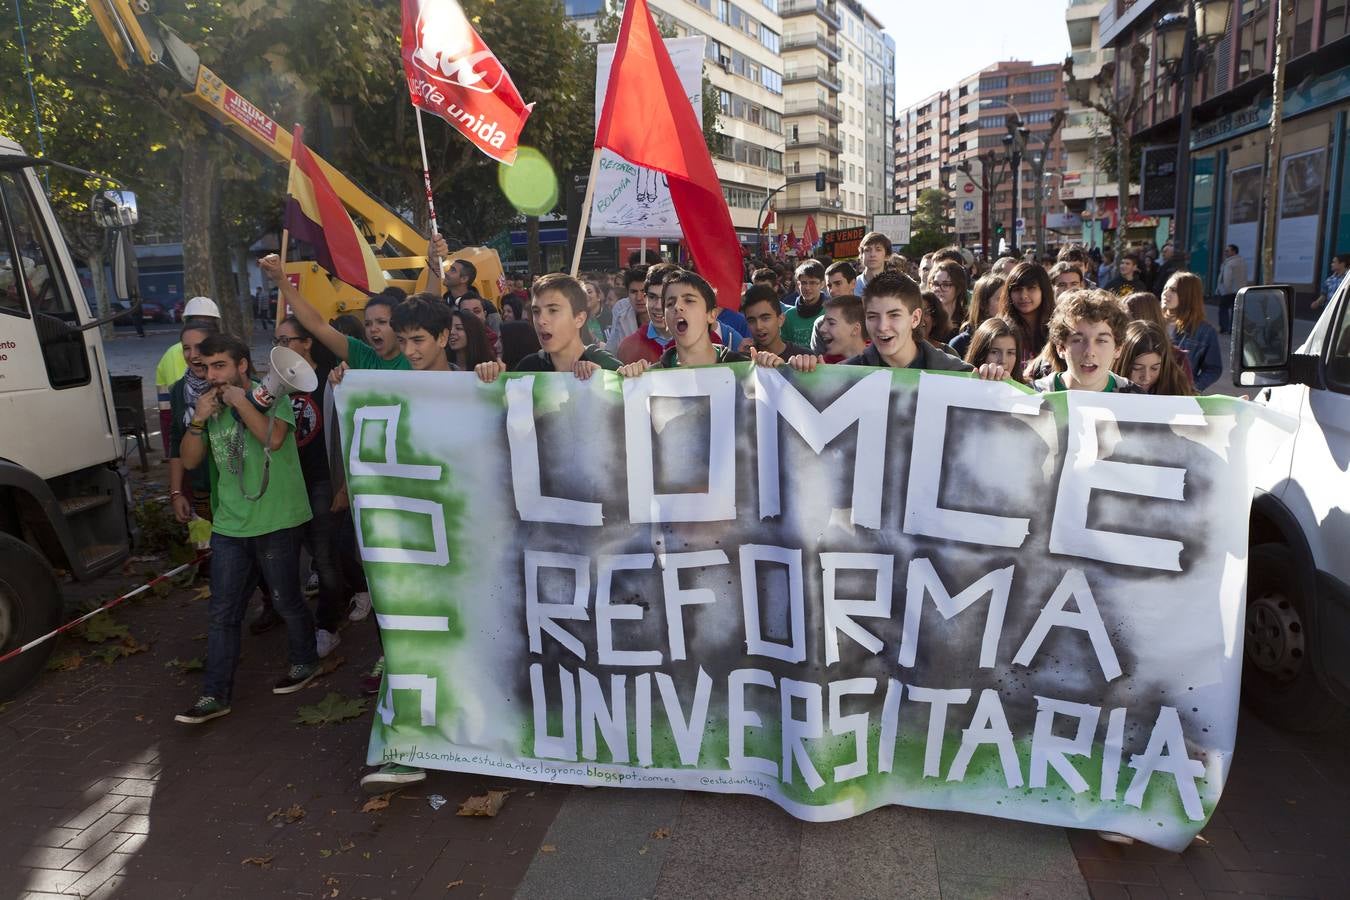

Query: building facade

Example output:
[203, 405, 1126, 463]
[567, 0, 788, 256]
[895, 60, 1068, 252]
[1060, 0, 1124, 250]
[1092, 0, 1350, 305]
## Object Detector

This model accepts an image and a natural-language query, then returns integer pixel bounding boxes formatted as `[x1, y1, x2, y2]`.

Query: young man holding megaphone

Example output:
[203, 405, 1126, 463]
[175, 333, 320, 725]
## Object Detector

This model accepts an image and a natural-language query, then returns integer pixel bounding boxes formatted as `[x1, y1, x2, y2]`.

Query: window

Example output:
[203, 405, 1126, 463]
[1327, 289, 1350, 393]
[980, 75, 1008, 91]
[1028, 90, 1057, 104]
[563, 0, 604, 14]
[1324, 0, 1347, 43]
[0, 170, 90, 388]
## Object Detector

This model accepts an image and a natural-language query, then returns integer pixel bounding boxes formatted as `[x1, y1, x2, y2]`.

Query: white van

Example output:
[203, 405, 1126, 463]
[0, 137, 135, 696]
[1233, 278, 1350, 728]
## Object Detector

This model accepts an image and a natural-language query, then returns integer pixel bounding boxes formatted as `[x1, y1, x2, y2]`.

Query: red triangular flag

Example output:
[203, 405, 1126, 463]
[594, 0, 740, 311]
[762, 207, 775, 230]
[802, 215, 819, 250]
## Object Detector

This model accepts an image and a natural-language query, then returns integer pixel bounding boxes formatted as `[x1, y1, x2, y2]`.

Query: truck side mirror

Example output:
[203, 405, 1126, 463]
[92, 190, 138, 228]
[1231, 285, 1292, 388]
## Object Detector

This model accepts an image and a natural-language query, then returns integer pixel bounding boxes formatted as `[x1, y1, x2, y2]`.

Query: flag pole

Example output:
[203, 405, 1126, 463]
[275, 227, 289, 328]
[413, 107, 441, 236]
[640, 238, 647, 264]
[570, 149, 603, 276]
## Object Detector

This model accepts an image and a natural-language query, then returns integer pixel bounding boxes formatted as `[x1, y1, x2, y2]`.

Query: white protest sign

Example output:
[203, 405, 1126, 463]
[871, 214, 911, 246]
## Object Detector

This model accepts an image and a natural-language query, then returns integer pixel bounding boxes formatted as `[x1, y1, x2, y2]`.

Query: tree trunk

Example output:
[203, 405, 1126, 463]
[1115, 129, 1131, 270]
[231, 241, 254, 336]
[527, 216, 542, 274]
[1033, 164, 1046, 255]
[86, 246, 114, 342]
[208, 176, 245, 338]
[180, 134, 215, 302]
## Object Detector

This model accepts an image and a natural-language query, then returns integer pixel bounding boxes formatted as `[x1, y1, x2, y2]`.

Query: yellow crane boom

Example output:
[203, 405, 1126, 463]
[85, 0, 502, 316]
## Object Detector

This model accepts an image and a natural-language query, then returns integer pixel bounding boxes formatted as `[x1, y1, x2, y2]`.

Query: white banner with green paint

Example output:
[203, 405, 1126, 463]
[336, 365, 1275, 850]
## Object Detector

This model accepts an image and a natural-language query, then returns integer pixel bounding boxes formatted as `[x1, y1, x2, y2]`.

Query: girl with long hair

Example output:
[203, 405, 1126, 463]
[997, 262, 1054, 368]
[948, 274, 1005, 359]
[928, 259, 969, 328]
[1161, 272, 1222, 391]
[963, 317, 1026, 385]
[448, 308, 495, 371]
[1114, 320, 1194, 395]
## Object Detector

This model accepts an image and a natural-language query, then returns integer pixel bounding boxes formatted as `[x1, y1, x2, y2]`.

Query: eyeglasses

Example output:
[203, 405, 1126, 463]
[273, 336, 301, 346]
[930, 280, 955, 289]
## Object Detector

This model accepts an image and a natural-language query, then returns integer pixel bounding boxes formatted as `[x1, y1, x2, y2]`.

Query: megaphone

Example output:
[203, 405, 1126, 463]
[250, 345, 318, 412]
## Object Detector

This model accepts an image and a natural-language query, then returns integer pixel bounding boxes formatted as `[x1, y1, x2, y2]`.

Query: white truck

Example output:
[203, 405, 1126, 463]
[1233, 279, 1350, 729]
[0, 136, 137, 697]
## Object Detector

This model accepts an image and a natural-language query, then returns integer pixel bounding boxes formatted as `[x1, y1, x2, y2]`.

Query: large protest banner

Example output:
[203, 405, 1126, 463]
[336, 365, 1276, 850]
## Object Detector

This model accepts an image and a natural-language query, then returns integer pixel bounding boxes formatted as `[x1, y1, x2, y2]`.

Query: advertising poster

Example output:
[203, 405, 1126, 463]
[1273, 149, 1324, 284]
[1225, 165, 1262, 282]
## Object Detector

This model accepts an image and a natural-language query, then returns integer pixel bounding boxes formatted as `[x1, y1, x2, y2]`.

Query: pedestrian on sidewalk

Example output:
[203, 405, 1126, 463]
[1215, 244, 1248, 334]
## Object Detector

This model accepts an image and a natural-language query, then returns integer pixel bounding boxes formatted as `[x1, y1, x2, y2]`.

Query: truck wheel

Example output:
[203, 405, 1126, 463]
[1242, 543, 1344, 731]
[0, 533, 63, 701]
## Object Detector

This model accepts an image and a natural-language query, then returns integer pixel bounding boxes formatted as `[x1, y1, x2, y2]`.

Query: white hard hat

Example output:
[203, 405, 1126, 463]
[182, 296, 220, 319]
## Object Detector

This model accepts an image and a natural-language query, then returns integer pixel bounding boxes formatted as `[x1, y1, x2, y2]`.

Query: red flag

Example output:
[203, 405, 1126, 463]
[802, 215, 819, 251]
[401, 0, 533, 164]
[595, 0, 740, 311]
[785, 225, 799, 257]
[284, 126, 383, 293]
[762, 207, 775, 230]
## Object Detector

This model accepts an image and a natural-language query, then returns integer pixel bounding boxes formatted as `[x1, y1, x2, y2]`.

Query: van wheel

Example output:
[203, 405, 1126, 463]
[1242, 543, 1344, 731]
[0, 533, 63, 701]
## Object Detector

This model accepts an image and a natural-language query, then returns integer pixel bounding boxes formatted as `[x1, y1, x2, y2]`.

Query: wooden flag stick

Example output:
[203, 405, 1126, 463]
[413, 107, 441, 237]
[275, 227, 290, 328]
[570, 149, 603, 277]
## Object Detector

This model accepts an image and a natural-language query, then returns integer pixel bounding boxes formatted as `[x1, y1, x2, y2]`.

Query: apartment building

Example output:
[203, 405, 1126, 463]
[1090, 0, 1350, 304]
[895, 61, 1067, 249]
[567, 0, 787, 254]
[1060, 0, 1118, 249]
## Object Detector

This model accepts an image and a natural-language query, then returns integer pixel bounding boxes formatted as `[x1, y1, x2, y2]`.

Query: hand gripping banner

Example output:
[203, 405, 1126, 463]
[335, 365, 1287, 850]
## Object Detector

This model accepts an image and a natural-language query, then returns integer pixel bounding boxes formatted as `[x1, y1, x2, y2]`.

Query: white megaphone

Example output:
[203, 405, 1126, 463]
[250, 345, 318, 412]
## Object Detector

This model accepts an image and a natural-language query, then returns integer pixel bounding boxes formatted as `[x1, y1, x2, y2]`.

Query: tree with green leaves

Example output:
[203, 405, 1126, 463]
[902, 189, 951, 259]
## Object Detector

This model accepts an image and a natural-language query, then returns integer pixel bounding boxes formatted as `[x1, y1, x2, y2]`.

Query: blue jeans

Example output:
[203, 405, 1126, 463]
[204, 527, 316, 703]
[301, 480, 347, 631]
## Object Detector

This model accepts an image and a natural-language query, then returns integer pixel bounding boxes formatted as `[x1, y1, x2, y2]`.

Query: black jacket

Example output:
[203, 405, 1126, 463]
[843, 341, 973, 372]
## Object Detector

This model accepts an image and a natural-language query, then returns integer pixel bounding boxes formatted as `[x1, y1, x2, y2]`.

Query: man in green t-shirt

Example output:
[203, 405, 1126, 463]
[175, 333, 319, 725]
[259, 253, 410, 371]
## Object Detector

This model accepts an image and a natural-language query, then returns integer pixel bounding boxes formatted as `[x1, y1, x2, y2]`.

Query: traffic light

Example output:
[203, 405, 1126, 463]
[994, 222, 1005, 237]
[814, 171, 826, 192]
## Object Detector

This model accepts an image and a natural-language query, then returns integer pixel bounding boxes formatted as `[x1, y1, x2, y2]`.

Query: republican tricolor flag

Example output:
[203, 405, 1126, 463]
[284, 127, 383, 293]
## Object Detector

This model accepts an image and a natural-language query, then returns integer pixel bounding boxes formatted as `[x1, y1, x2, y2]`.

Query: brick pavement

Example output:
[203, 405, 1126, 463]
[0, 566, 568, 900]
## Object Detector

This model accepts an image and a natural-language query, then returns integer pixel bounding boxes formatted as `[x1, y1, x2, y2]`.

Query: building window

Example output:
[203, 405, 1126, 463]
[1027, 90, 1057, 104]
[979, 75, 1008, 91]
[1324, 0, 1348, 42]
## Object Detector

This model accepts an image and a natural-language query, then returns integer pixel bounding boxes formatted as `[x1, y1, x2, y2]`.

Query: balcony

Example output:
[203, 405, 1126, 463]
[782, 33, 841, 61]
[1062, 109, 1107, 144]
[788, 131, 843, 153]
[1067, 0, 1105, 20]
[784, 99, 843, 122]
[779, 197, 845, 213]
[784, 66, 842, 93]
[779, 0, 842, 30]
[785, 163, 843, 184]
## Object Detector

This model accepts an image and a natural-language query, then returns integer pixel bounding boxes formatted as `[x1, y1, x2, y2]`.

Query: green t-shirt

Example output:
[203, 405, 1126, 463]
[202, 393, 312, 538]
[346, 335, 410, 370]
[1051, 372, 1118, 392]
[780, 300, 825, 348]
[155, 343, 187, 388]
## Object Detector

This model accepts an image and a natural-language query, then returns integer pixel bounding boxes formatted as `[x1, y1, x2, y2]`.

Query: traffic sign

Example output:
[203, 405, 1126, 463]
[963, 183, 975, 194]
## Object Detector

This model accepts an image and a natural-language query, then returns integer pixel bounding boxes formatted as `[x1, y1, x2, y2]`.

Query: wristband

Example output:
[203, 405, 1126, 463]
[170, 490, 183, 498]
[190, 418, 206, 429]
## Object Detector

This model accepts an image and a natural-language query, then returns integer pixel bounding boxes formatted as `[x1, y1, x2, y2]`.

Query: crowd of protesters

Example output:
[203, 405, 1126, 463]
[155, 227, 1228, 800]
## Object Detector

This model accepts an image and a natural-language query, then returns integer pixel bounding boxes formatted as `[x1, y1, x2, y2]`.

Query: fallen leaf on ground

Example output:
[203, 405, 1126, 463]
[319, 849, 332, 858]
[76, 615, 129, 643]
[539, 844, 557, 853]
[362, 792, 393, 813]
[91, 637, 149, 664]
[650, 827, 670, 839]
[164, 657, 204, 672]
[638, 845, 649, 855]
[191, 585, 212, 602]
[338, 838, 355, 852]
[318, 654, 345, 676]
[241, 854, 275, 867]
[267, 803, 306, 824]
[293, 693, 367, 726]
[456, 789, 510, 817]
[446, 881, 464, 890]
[46, 651, 84, 672]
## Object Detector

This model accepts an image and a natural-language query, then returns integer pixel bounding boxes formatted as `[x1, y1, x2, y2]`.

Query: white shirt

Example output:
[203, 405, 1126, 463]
[1217, 254, 1248, 295]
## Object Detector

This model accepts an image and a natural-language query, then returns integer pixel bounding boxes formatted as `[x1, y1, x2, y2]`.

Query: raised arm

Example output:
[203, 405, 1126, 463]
[259, 254, 351, 362]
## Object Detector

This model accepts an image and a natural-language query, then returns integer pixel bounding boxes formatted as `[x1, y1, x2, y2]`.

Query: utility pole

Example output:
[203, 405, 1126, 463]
[1003, 116, 1030, 256]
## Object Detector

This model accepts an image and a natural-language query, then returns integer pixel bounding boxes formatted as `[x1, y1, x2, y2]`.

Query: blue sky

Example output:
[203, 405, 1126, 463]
[876, 0, 1074, 110]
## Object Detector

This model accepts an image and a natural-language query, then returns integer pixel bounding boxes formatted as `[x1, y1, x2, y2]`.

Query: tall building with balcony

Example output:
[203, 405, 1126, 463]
[894, 60, 1067, 250]
[1090, 0, 1350, 306]
[779, 0, 849, 234]
[1060, 0, 1118, 248]
[566, 0, 787, 256]
[863, 15, 897, 219]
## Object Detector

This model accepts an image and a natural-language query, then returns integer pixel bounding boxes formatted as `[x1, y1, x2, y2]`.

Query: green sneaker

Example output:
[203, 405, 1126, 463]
[273, 662, 320, 695]
[360, 763, 426, 793]
[175, 695, 231, 724]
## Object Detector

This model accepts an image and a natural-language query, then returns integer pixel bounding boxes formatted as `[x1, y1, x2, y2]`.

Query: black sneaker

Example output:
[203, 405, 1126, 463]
[273, 662, 320, 695]
[175, 696, 231, 724]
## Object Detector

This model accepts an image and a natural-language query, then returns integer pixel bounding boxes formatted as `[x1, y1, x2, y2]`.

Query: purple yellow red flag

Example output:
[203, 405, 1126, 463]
[284, 126, 383, 293]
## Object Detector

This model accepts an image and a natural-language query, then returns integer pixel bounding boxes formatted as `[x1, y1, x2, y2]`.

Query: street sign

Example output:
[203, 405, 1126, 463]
[870, 214, 911, 246]
[951, 162, 982, 234]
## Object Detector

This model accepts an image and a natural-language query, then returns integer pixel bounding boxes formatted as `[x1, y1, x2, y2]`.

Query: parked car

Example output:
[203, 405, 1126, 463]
[1232, 278, 1350, 730]
[138, 300, 166, 323]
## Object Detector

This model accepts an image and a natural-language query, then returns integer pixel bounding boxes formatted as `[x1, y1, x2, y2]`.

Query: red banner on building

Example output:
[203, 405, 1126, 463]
[400, 0, 534, 164]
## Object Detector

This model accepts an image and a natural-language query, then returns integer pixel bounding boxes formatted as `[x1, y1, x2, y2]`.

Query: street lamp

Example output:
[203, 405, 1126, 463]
[1156, 0, 1232, 263]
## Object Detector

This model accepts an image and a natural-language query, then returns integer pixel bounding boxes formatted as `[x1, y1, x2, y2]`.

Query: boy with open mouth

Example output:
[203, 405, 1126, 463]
[617, 270, 748, 377]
